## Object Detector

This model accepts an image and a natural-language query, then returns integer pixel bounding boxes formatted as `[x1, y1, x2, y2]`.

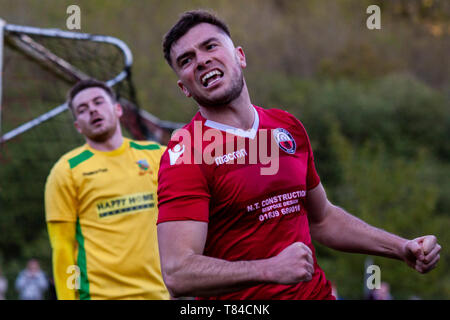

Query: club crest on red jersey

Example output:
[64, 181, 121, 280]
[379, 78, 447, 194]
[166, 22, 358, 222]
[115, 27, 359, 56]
[273, 128, 296, 154]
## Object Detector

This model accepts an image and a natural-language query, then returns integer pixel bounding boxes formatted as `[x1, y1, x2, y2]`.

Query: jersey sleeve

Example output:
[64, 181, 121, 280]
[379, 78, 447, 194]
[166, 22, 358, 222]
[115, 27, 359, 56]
[304, 132, 321, 190]
[157, 149, 211, 224]
[282, 110, 321, 190]
[47, 221, 77, 300]
[45, 158, 78, 222]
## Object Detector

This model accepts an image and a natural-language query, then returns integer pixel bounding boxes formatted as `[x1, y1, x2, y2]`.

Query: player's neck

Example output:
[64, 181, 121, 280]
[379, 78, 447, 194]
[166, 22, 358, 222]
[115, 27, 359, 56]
[85, 127, 124, 152]
[198, 86, 254, 130]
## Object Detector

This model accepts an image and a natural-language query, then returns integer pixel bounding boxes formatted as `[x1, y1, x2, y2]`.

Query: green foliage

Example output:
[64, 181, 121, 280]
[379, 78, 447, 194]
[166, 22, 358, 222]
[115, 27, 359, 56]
[315, 124, 446, 299]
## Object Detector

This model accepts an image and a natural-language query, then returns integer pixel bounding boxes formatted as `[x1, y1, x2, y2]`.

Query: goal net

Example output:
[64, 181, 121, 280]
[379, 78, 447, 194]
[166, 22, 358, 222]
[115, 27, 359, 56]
[0, 21, 182, 263]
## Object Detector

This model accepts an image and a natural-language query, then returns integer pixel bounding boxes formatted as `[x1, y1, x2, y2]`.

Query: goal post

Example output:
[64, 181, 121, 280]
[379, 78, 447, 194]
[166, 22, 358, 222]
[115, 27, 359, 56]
[0, 21, 183, 144]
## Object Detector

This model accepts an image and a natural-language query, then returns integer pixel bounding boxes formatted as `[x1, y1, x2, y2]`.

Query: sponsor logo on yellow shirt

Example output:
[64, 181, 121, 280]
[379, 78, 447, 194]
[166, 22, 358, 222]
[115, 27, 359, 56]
[96, 192, 155, 219]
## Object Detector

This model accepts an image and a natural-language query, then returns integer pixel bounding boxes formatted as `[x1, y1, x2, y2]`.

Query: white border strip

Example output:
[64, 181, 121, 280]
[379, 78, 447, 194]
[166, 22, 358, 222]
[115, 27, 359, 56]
[0, 19, 6, 139]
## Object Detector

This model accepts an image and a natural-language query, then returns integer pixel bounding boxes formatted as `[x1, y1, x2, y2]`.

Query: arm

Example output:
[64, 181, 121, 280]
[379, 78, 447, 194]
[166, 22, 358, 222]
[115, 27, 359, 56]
[306, 183, 441, 273]
[45, 158, 79, 299]
[47, 221, 77, 300]
[157, 220, 314, 298]
[0, 278, 7, 294]
[15, 272, 26, 291]
[36, 271, 49, 291]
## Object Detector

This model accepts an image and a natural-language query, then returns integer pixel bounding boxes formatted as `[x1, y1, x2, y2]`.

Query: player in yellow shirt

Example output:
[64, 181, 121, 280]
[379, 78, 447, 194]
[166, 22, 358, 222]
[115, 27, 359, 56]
[45, 79, 170, 300]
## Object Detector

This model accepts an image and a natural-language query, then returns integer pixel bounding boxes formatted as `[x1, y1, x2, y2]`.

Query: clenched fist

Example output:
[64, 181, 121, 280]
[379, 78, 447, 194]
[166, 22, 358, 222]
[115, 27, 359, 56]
[265, 242, 315, 285]
[402, 235, 441, 274]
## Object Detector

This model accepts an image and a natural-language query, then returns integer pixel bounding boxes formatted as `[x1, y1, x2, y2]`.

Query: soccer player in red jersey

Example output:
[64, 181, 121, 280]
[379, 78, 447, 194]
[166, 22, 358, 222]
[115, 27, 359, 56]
[156, 10, 441, 300]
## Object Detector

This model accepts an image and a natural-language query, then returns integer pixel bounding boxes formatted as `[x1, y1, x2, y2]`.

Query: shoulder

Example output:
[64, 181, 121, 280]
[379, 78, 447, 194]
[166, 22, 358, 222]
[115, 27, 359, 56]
[45, 147, 88, 194]
[160, 114, 204, 165]
[256, 105, 292, 118]
[49, 145, 88, 176]
[256, 105, 308, 133]
[165, 115, 200, 150]
[168, 111, 203, 141]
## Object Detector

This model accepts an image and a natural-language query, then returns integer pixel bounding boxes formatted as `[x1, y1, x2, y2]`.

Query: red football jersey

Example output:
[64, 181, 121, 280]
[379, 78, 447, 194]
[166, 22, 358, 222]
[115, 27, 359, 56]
[157, 105, 333, 299]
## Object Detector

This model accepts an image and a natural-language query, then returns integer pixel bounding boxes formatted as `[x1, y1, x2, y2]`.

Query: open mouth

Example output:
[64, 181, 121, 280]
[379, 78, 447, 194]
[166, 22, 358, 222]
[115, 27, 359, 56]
[91, 117, 103, 125]
[201, 69, 224, 88]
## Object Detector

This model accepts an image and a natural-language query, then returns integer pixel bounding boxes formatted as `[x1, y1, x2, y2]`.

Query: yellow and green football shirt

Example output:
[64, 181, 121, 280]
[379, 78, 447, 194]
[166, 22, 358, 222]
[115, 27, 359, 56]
[45, 138, 169, 300]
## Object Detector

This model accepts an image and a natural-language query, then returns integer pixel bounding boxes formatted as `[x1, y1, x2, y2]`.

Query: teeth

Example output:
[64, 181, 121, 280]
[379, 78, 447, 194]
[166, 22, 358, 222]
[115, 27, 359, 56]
[202, 70, 222, 86]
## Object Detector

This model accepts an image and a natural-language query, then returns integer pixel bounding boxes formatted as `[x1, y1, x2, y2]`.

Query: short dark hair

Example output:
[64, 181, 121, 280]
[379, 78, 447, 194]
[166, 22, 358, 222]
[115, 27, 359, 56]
[163, 10, 231, 67]
[67, 79, 116, 116]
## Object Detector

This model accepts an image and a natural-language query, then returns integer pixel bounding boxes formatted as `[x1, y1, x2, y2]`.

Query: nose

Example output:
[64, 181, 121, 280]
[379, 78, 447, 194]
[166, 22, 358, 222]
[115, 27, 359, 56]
[196, 52, 211, 71]
[88, 102, 99, 115]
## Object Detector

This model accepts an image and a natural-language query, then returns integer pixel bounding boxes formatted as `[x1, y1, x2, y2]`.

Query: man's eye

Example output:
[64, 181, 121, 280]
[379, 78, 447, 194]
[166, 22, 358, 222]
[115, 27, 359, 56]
[207, 44, 217, 50]
[181, 58, 191, 66]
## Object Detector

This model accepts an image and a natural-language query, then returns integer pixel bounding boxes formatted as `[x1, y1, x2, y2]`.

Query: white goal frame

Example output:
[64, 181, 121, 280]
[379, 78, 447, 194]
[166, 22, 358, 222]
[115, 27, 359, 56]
[0, 21, 183, 144]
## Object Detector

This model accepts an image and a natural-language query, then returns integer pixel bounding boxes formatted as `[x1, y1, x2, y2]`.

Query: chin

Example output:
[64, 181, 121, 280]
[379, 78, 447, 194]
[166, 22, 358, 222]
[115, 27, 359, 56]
[199, 93, 238, 108]
[197, 76, 244, 107]
[87, 129, 113, 142]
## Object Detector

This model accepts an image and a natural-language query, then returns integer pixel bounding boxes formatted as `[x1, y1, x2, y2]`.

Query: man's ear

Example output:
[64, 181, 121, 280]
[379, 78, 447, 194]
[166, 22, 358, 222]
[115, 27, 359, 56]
[74, 120, 82, 134]
[115, 103, 123, 118]
[235, 46, 247, 69]
[177, 80, 192, 98]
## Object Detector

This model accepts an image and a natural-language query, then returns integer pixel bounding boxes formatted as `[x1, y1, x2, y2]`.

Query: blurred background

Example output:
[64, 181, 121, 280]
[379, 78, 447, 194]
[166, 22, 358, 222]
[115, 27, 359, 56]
[0, 0, 448, 299]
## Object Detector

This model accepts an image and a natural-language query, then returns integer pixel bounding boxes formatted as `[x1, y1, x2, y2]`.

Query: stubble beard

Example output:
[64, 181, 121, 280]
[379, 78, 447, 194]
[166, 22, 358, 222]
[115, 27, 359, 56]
[192, 69, 245, 109]
[86, 120, 118, 143]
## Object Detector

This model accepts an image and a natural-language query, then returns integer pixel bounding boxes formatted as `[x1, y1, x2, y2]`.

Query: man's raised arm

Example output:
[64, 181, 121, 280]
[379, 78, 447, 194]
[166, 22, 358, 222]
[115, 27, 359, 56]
[306, 183, 441, 274]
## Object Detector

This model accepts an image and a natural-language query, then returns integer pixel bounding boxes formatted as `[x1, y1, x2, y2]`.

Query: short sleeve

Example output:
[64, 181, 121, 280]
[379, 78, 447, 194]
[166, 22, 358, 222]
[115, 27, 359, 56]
[157, 150, 210, 224]
[305, 131, 321, 190]
[282, 110, 321, 190]
[45, 159, 78, 222]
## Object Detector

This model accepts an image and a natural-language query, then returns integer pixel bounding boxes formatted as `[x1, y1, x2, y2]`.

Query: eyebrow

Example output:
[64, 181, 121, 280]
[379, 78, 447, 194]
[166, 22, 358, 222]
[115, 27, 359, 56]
[175, 37, 221, 66]
[93, 96, 105, 102]
[75, 95, 104, 109]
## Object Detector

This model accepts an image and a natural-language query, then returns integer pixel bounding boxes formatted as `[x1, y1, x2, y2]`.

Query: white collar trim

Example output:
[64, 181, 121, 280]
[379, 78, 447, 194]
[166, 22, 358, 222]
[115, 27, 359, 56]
[204, 106, 259, 139]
